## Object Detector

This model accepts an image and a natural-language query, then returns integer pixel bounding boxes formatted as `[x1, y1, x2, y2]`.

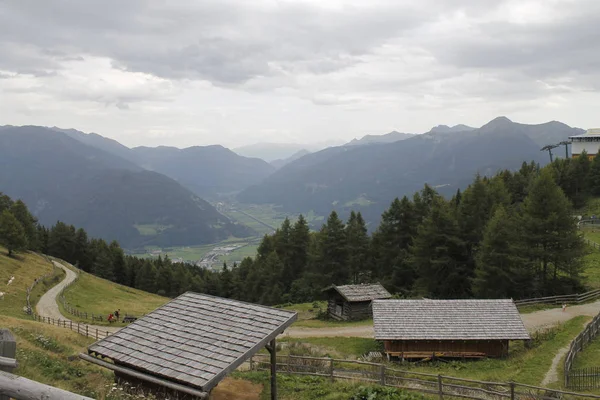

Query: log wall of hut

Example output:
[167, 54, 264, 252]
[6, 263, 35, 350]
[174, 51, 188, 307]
[383, 339, 509, 359]
[326, 295, 372, 321]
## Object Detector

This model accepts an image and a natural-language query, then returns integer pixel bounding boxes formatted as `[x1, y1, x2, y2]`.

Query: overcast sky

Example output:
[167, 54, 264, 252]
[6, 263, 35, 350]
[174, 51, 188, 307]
[0, 0, 598, 148]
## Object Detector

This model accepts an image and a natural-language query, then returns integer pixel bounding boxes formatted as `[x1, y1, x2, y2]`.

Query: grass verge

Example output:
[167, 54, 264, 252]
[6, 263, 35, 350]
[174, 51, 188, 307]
[0, 247, 54, 319]
[59, 270, 168, 326]
[236, 371, 428, 400]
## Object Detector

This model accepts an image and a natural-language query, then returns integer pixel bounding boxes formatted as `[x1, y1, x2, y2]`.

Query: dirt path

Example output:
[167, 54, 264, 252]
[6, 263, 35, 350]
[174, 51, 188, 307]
[36, 261, 120, 334]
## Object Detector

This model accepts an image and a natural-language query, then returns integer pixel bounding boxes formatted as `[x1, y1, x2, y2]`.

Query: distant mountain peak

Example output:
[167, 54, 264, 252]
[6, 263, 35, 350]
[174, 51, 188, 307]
[428, 124, 477, 134]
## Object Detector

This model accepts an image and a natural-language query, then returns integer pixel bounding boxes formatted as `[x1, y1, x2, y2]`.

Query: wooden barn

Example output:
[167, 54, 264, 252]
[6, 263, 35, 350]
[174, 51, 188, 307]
[81, 292, 297, 400]
[372, 299, 530, 359]
[323, 283, 392, 321]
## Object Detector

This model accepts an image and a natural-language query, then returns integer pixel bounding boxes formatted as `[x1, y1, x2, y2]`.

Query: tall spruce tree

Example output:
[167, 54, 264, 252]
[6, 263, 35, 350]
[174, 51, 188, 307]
[346, 211, 370, 283]
[318, 211, 348, 285]
[521, 168, 585, 294]
[588, 154, 600, 195]
[372, 196, 418, 291]
[473, 206, 532, 298]
[411, 197, 469, 298]
[0, 209, 28, 256]
[288, 215, 310, 285]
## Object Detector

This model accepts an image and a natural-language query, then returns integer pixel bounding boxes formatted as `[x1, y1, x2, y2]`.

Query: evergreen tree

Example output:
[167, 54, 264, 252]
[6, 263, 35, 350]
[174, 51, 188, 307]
[372, 196, 418, 291]
[0, 209, 28, 256]
[318, 211, 348, 285]
[10, 200, 37, 249]
[48, 222, 76, 263]
[411, 197, 469, 298]
[0, 193, 14, 214]
[135, 261, 158, 293]
[473, 206, 532, 298]
[110, 241, 126, 285]
[588, 154, 600, 195]
[288, 215, 310, 285]
[346, 211, 370, 283]
[521, 168, 585, 294]
[566, 151, 591, 207]
[73, 228, 91, 271]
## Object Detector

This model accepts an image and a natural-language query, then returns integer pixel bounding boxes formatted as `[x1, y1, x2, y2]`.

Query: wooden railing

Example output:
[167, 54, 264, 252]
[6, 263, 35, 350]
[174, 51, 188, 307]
[565, 311, 600, 389]
[30, 313, 112, 340]
[251, 354, 600, 399]
[514, 289, 600, 308]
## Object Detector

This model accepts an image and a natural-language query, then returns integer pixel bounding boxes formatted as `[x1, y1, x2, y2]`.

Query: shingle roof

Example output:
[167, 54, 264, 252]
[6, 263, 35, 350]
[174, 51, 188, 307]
[87, 292, 297, 391]
[324, 283, 392, 302]
[372, 299, 530, 341]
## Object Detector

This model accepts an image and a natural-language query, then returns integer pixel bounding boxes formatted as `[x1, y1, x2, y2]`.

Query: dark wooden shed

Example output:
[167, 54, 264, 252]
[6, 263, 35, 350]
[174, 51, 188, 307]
[372, 299, 530, 360]
[323, 283, 392, 321]
[81, 292, 297, 399]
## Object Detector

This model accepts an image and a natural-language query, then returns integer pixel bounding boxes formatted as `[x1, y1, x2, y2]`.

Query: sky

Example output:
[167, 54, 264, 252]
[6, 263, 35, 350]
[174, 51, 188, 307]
[0, 0, 599, 149]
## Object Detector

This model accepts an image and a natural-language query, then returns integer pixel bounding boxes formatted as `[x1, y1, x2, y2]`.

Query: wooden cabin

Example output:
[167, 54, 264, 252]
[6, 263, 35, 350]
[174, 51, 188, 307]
[372, 299, 530, 359]
[323, 283, 392, 321]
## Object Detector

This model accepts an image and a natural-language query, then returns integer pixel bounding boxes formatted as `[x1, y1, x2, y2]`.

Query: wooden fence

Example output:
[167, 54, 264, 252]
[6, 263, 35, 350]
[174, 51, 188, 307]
[30, 313, 112, 340]
[565, 311, 600, 390]
[514, 289, 600, 308]
[251, 354, 600, 400]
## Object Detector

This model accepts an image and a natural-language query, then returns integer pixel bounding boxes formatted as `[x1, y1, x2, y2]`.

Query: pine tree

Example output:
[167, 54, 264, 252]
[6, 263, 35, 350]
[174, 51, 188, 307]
[110, 241, 126, 285]
[10, 200, 37, 249]
[346, 211, 370, 283]
[318, 211, 348, 285]
[521, 168, 585, 294]
[588, 154, 600, 195]
[0, 209, 28, 256]
[135, 261, 158, 293]
[73, 229, 91, 271]
[411, 197, 469, 298]
[288, 215, 310, 284]
[567, 152, 591, 207]
[473, 206, 532, 298]
[372, 196, 418, 291]
[48, 222, 76, 263]
[0, 193, 14, 214]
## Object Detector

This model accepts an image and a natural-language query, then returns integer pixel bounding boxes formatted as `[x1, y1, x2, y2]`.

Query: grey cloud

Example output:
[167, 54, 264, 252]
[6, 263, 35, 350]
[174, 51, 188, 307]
[0, 1, 430, 85]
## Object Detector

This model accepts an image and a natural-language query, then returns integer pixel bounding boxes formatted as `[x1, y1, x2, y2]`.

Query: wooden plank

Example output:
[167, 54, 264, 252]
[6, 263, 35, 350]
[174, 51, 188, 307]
[0, 370, 93, 400]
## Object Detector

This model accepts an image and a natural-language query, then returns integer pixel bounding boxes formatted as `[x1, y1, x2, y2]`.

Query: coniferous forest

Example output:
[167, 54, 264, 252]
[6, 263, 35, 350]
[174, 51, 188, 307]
[1, 154, 597, 305]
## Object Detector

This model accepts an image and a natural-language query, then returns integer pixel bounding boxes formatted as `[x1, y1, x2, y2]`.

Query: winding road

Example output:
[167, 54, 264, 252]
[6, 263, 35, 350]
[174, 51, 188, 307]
[36, 261, 120, 334]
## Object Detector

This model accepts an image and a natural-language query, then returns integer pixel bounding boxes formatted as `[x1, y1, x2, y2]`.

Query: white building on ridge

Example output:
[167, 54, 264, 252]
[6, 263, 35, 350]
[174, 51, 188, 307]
[570, 128, 600, 159]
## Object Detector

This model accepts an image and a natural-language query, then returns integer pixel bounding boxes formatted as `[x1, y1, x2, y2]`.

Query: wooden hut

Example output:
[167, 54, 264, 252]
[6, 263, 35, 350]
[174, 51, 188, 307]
[323, 283, 392, 321]
[81, 292, 297, 400]
[372, 299, 530, 359]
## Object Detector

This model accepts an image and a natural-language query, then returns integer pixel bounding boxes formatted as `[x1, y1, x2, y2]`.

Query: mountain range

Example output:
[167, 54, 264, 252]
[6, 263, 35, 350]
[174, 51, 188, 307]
[0, 117, 584, 245]
[238, 117, 583, 224]
[0, 126, 254, 248]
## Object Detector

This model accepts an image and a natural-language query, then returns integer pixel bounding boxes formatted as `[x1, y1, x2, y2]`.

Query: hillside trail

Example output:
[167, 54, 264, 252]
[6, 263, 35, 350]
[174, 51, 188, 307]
[36, 260, 120, 334]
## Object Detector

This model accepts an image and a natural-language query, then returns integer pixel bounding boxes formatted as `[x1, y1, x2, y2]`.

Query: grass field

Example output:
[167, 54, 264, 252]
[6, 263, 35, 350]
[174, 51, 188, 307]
[59, 270, 169, 326]
[0, 247, 55, 319]
[237, 371, 427, 400]
[220, 244, 260, 263]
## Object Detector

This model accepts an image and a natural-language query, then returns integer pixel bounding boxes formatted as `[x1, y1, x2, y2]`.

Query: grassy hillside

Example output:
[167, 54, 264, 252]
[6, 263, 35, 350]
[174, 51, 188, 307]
[59, 268, 169, 325]
[0, 247, 55, 319]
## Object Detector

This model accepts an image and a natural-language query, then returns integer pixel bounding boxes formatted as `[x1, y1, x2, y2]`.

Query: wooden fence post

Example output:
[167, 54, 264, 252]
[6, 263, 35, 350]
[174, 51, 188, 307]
[249, 356, 254, 371]
[96, 328, 98, 340]
[380, 364, 386, 385]
[437, 375, 443, 400]
[329, 359, 334, 382]
[86, 325, 89, 337]
[510, 382, 515, 400]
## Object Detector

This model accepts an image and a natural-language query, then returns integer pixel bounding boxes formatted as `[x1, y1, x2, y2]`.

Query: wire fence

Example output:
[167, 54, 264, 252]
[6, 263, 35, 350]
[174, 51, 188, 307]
[251, 354, 600, 400]
[565, 311, 600, 390]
